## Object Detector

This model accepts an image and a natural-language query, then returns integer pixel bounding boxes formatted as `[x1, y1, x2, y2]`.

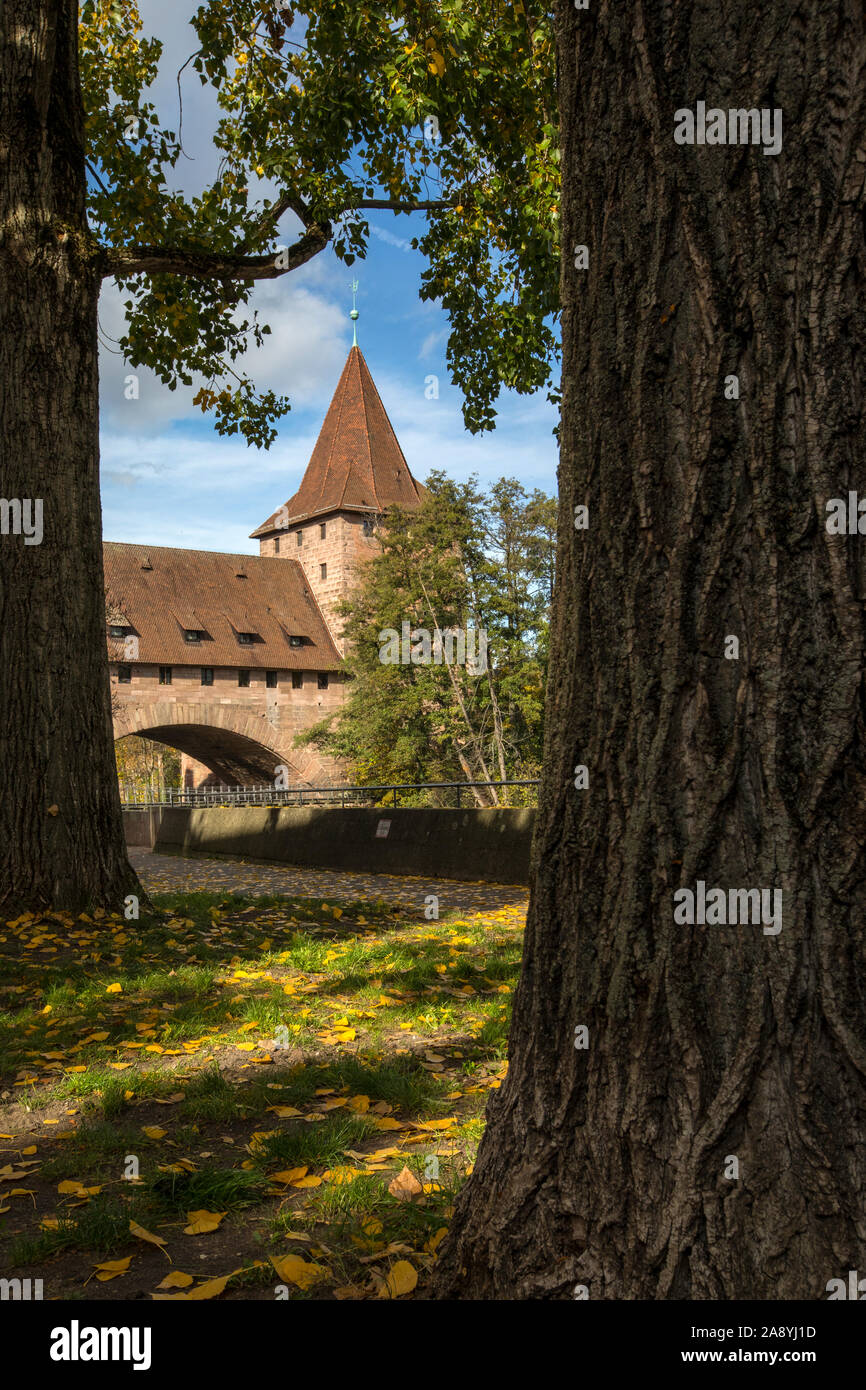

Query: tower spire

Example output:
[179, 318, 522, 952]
[350, 278, 359, 347]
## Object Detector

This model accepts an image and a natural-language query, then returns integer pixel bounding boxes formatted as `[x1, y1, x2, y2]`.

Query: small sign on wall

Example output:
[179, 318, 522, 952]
[375, 819, 391, 838]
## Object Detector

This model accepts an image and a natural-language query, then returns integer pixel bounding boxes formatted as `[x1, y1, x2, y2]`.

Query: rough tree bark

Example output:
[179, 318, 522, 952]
[433, 0, 866, 1299]
[0, 1, 139, 911]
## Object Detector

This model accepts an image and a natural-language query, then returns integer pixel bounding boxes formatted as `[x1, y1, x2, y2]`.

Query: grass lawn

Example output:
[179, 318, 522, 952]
[0, 886, 525, 1300]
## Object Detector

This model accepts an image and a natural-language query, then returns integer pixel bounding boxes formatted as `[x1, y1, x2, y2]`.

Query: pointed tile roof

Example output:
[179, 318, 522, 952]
[251, 346, 424, 537]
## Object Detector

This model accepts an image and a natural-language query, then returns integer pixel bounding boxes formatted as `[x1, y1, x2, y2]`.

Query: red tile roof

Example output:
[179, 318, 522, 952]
[251, 346, 424, 537]
[103, 542, 343, 670]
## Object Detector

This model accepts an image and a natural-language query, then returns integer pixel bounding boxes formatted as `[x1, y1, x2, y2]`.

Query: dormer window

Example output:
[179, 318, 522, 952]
[108, 624, 128, 639]
[184, 629, 202, 643]
[238, 632, 254, 645]
[289, 635, 303, 648]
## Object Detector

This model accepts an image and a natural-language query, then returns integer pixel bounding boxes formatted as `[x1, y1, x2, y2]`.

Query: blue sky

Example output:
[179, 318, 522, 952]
[98, 2, 560, 555]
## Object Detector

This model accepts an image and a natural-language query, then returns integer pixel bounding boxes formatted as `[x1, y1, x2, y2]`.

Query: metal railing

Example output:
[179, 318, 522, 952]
[119, 779, 539, 811]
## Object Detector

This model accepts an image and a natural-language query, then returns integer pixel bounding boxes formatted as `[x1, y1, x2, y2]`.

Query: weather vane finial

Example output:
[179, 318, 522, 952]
[350, 278, 359, 346]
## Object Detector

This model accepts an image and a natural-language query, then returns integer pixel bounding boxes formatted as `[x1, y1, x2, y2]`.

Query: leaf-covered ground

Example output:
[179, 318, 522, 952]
[0, 861, 526, 1300]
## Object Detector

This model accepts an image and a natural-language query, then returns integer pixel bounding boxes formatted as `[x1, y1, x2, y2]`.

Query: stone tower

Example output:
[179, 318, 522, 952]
[250, 341, 424, 654]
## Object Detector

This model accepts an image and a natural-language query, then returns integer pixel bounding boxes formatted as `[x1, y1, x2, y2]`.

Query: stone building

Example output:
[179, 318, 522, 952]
[107, 342, 424, 789]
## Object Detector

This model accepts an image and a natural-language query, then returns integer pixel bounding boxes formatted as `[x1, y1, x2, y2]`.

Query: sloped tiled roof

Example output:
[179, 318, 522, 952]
[251, 346, 424, 537]
[103, 543, 342, 670]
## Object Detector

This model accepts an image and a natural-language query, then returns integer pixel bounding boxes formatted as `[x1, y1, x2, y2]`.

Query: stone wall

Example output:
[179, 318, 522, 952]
[153, 805, 535, 885]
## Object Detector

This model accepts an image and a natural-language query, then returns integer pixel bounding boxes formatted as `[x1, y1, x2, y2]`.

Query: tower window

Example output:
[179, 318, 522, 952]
[320, 522, 326, 539]
[238, 669, 250, 688]
[201, 667, 214, 686]
[266, 670, 278, 689]
[117, 664, 131, 684]
[320, 563, 327, 581]
[297, 530, 303, 547]
[159, 666, 172, 685]
[292, 671, 303, 690]
[318, 672, 329, 690]
[363, 517, 374, 536]
[274, 536, 280, 554]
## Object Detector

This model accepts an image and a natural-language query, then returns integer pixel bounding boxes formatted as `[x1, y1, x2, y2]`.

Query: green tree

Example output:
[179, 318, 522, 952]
[298, 473, 551, 798]
[0, 0, 558, 911]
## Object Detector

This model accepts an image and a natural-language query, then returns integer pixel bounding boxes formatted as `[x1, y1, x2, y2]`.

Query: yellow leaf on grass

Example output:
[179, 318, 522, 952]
[271, 1167, 307, 1185]
[347, 1094, 370, 1113]
[157, 1270, 194, 1289]
[381, 1259, 418, 1298]
[266, 1105, 302, 1118]
[372, 1117, 403, 1131]
[142, 1126, 166, 1140]
[21, 1146, 37, 1155]
[184, 1209, 226, 1235]
[93, 1257, 131, 1282]
[292, 1175, 322, 1188]
[388, 1166, 423, 1201]
[105, 983, 123, 994]
[129, 1219, 171, 1260]
[415, 1118, 457, 1131]
[269, 1253, 327, 1289]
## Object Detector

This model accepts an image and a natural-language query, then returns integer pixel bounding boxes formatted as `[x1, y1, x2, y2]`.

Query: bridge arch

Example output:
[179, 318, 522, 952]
[113, 700, 318, 787]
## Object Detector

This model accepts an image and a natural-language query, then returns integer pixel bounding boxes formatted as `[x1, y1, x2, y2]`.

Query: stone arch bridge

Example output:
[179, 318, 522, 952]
[113, 696, 333, 788]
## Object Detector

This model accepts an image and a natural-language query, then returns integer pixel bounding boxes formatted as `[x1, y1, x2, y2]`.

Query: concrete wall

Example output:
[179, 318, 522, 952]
[153, 805, 535, 885]
[123, 808, 166, 848]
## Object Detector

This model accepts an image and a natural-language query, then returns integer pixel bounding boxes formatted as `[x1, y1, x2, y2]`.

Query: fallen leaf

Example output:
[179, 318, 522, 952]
[184, 1209, 226, 1235]
[380, 1259, 418, 1298]
[156, 1271, 194, 1289]
[388, 1166, 423, 1201]
[269, 1253, 328, 1289]
[142, 1126, 166, 1140]
[271, 1167, 307, 1185]
[93, 1257, 131, 1282]
[129, 1219, 171, 1260]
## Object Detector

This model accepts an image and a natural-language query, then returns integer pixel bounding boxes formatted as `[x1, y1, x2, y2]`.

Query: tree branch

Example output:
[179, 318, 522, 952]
[100, 196, 456, 283]
[337, 198, 454, 214]
[101, 220, 330, 282]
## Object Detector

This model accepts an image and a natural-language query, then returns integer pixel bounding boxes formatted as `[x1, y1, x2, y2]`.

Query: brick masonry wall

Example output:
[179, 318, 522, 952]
[261, 512, 377, 654]
[112, 663, 345, 785]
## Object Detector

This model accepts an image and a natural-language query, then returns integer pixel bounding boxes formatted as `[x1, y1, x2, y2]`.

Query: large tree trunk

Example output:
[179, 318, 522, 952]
[433, 0, 866, 1299]
[0, 1, 139, 912]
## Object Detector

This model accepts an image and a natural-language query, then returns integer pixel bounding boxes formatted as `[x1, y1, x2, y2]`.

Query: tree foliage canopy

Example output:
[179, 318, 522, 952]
[79, 0, 559, 444]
